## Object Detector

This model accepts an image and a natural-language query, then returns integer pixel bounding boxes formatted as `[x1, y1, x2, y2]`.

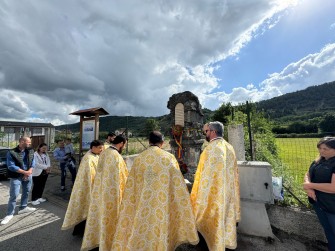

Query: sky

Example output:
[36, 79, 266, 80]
[0, 0, 334, 126]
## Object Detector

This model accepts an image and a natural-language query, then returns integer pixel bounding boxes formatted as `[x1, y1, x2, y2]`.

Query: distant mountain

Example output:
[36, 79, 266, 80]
[57, 81, 335, 134]
[56, 108, 214, 135]
[56, 115, 170, 136]
[256, 81, 335, 122]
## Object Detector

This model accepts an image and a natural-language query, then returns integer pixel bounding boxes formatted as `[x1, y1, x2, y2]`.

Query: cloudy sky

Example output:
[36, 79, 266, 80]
[0, 0, 334, 125]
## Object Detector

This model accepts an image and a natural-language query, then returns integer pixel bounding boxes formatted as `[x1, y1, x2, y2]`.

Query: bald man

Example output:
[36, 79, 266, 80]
[1, 137, 36, 225]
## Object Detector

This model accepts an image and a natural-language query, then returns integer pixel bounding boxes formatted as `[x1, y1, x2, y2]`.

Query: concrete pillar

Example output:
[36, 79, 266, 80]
[238, 201, 274, 238]
[228, 124, 246, 161]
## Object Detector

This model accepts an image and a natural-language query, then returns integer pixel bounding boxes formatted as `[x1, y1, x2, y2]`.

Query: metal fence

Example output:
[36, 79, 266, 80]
[274, 137, 327, 207]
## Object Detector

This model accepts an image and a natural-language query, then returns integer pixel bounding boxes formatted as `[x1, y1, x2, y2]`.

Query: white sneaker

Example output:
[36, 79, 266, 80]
[38, 198, 47, 203]
[1, 215, 14, 225]
[18, 206, 36, 214]
[31, 200, 40, 206]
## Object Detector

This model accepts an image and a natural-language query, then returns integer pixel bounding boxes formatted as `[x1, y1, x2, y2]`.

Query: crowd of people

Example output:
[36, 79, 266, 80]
[5, 123, 335, 250]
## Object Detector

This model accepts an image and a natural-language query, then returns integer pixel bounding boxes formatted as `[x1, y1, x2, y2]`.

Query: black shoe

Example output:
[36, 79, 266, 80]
[61, 186, 66, 191]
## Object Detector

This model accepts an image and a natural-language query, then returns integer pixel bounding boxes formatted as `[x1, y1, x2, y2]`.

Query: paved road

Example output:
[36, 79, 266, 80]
[0, 174, 81, 251]
[0, 174, 327, 251]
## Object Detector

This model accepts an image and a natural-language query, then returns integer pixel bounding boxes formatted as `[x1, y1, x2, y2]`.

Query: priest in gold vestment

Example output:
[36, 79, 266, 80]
[112, 131, 199, 251]
[61, 140, 104, 236]
[81, 135, 128, 251]
[191, 121, 241, 251]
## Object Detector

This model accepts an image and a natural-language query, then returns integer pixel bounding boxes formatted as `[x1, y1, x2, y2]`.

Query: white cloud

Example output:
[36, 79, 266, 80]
[203, 43, 335, 108]
[260, 43, 335, 94]
[0, 0, 308, 125]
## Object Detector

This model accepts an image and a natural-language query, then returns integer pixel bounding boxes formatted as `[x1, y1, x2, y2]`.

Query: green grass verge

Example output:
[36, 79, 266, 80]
[275, 138, 320, 207]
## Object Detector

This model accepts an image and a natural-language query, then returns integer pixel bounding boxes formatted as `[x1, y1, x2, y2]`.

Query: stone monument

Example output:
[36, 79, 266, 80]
[167, 91, 204, 181]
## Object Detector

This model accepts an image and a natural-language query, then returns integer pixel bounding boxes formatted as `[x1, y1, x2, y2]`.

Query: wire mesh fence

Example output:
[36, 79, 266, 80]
[274, 137, 321, 207]
[275, 138, 319, 183]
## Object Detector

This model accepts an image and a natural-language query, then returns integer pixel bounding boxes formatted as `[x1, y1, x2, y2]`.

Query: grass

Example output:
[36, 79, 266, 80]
[275, 138, 320, 207]
[275, 138, 319, 183]
[125, 137, 171, 155]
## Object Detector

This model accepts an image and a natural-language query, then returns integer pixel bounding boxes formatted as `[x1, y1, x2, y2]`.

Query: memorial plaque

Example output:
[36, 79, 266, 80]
[175, 103, 184, 126]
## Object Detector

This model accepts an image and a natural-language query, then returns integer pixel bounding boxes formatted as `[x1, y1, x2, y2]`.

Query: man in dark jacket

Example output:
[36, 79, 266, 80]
[1, 137, 36, 225]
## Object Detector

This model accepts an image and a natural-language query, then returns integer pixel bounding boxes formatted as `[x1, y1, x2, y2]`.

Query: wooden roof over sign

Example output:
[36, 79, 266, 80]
[70, 107, 109, 117]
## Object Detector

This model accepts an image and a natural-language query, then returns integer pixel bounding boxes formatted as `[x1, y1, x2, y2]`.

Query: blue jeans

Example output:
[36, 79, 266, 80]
[7, 175, 32, 215]
[60, 162, 76, 186]
[313, 202, 335, 251]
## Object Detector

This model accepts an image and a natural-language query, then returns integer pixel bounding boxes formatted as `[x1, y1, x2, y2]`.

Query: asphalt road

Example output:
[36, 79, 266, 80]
[0, 174, 328, 251]
[0, 174, 81, 251]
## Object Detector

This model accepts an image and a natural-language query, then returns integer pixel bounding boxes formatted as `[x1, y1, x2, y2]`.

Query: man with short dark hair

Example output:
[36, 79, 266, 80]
[112, 131, 199, 250]
[104, 132, 116, 149]
[82, 135, 128, 251]
[1, 137, 36, 225]
[191, 121, 241, 250]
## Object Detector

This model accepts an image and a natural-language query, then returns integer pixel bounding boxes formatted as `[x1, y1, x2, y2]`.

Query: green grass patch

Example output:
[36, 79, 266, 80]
[275, 138, 319, 183]
[275, 138, 320, 207]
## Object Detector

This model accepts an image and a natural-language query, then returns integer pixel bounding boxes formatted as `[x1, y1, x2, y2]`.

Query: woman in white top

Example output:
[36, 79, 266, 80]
[31, 143, 51, 205]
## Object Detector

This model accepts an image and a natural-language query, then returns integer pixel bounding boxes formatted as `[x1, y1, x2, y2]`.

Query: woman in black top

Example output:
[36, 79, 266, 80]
[303, 137, 335, 251]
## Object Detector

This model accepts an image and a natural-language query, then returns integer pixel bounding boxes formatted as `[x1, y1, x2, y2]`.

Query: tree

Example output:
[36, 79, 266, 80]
[319, 114, 335, 133]
[143, 119, 160, 136]
[222, 102, 278, 161]
[288, 122, 307, 133]
[212, 102, 233, 125]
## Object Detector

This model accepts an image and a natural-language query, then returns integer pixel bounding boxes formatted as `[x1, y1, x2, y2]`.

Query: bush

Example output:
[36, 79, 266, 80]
[276, 133, 325, 138]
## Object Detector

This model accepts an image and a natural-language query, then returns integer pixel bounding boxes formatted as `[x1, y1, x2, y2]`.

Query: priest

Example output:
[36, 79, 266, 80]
[61, 140, 104, 236]
[112, 131, 199, 251]
[191, 121, 241, 251]
[81, 135, 128, 251]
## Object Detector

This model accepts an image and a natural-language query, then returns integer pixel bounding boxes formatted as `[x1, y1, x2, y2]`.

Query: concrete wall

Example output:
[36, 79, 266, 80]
[267, 205, 326, 242]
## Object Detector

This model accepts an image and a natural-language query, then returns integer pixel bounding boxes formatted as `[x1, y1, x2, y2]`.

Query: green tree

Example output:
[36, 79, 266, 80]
[212, 102, 233, 125]
[319, 113, 335, 133]
[224, 102, 278, 162]
[143, 119, 160, 136]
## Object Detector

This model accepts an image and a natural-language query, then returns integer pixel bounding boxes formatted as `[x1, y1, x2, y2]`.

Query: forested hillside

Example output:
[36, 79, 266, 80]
[56, 81, 335, 135]
[56, 107, 214, 135]
[256, 81, 335, 122]
[56, 115, 170, 135]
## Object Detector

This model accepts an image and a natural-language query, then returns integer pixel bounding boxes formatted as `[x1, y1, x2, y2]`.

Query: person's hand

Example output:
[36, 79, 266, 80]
[303, 181, 313, 190]
[22, 174, 29, 181]
[306, 189, 317, 201]
[26, 168, 33, 176]
[46, 167, 51, 173]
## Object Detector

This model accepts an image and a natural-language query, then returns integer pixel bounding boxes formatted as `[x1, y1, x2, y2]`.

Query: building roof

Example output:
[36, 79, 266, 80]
[0, 121, 54, 128]
[70, 107, 109, 117]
